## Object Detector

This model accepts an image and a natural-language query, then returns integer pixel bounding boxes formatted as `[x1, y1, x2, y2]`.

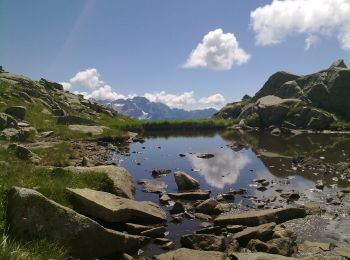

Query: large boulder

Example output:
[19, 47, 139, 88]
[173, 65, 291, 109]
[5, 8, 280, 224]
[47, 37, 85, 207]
[154, 248, 227, 260]
[8, 144, 41, 164]
[64, 166, 135, 199]
[214, 102, 243, 119]
[0, 112, 17, 130]
[67, 188, 166, 224]
[5, 106, 27, 120]
[7, 187, 149, 258]
[287, 107, 335, 130]
[174, 171, 200, 191]
[180, 234, 226, 251]
[214, 208, 306, 227]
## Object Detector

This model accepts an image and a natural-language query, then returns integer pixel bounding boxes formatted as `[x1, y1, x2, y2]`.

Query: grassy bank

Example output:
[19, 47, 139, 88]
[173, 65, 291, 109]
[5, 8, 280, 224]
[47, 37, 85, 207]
[0, 146, 114, 259]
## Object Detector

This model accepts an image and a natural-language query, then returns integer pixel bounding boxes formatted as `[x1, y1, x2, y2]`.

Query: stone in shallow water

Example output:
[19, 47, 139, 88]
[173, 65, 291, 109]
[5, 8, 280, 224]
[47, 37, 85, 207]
[214, 208, 306, 227]
[174, 171, 200, 191]
[67, 188, 166, 224]
[137, 179, 167, 193]
[180, 234, 226, 251]
[167, 190, 210, 200]
[231, 222, 276, 246]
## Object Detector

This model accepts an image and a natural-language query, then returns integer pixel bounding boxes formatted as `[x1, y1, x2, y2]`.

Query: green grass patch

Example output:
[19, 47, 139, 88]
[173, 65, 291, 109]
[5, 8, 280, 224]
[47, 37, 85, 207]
[33, 142, 76, 167]
[0, 146, 113, 258]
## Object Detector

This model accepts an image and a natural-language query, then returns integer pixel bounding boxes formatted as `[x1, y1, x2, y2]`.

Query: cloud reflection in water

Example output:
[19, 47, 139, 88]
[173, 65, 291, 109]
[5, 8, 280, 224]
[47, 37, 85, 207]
[188, 149, 252, 189]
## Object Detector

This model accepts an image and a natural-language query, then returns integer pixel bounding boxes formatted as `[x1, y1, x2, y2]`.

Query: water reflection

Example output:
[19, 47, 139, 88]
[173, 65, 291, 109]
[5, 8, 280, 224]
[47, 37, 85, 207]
[187, 149, 252, 189]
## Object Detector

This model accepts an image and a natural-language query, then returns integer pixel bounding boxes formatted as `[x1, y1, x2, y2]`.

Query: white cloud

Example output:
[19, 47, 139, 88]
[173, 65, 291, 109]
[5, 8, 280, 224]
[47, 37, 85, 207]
[183, 28, 251, 70]
[59, 82, 71, 91]
[88, 85, 127, 100]
[199, 94, 226, 108]
[144, 91, 196, 108]
[305, 35, 320, 50]
[69, 68, 104, 89]
[250, 0, 350, 50]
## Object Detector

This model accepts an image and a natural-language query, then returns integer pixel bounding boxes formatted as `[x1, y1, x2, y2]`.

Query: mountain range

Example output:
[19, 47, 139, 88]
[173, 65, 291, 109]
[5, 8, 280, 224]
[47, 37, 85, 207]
[98, 96, 217, 120]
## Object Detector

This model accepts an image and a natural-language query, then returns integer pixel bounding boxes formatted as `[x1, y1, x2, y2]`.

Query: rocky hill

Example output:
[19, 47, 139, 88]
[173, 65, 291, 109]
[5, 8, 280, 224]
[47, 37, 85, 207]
[0, 67, 133, 142]
[215, 60, 350, 130]
[99, 96, 217, 120]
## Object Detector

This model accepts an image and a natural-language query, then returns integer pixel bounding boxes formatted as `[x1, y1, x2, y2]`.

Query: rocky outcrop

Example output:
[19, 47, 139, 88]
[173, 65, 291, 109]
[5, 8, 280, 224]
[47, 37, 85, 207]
[67, 188, 166, 224]
[174, 171, 200, 191]
[5, 106, 27, 120]
[215, 60, 350, 129]
[7, 187, 149, 258]
[0, 112, 18, 130]
[64, 166, 135, 199]
[214, 208, 306, 226]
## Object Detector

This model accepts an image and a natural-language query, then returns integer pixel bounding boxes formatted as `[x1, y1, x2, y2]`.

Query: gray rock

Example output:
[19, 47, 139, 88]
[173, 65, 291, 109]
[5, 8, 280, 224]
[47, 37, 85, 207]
[174, 171, 200, 191]
[7, 187, 149, 258]
[8, 144, 41, 164]
[137, 179, 167, 194]
[65, 166, 135, 199]
[5, 106, 27, 120]
[39, 78, 64, 91]
[214, 208, 306, 227]
[180, 234, 226, 251]
[140, 226, 166, 238]
[0, 127, 36, 141]
[154, 248, 226, 260]
[67, 188, 166, 224]
[168, 190, 210, 200]
[231, 222, 276, 246]
[195, 199, 219, 215]
[151, 168, 171, 176]
[0, 112, 17, 130]
[170, 201, 185, 214]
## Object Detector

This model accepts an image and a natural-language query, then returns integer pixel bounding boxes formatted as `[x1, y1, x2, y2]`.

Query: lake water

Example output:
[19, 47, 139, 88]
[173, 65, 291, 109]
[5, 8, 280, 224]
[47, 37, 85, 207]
[115, 130, 350, 257]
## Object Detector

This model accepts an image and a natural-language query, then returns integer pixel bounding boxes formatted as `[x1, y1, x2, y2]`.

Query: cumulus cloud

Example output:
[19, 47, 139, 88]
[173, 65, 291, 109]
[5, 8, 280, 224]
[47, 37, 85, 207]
[198, 94, 226, 108]
[144, 91, 226, 109]
[144, 91, 196, 108]
[88, 85, 127, 100]
[250, 0, 350, 50]
[183, 28, 251, 70]
[69, 68, 104, 89]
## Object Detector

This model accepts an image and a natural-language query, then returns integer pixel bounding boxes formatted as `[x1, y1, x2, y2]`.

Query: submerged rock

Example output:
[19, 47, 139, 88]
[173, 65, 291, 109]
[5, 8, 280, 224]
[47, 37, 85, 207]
[174, 171, 200, 191]
[67, 188, 166, 224]
[7, 187, 149, 258]
[152, 168, 171, 176]
[196, 153, 215, 159]
[214, 208, 306, 227]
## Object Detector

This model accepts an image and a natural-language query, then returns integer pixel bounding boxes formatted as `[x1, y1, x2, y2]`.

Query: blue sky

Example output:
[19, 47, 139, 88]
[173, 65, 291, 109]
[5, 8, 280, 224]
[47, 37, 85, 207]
[1, 0, 350, 109]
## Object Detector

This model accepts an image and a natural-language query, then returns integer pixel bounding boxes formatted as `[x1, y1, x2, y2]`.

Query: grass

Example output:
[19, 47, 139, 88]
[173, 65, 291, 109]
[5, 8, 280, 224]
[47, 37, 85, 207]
[33, 142, 76, 167]
[0, 146, 114, 258]
[329, 120, 350, 131]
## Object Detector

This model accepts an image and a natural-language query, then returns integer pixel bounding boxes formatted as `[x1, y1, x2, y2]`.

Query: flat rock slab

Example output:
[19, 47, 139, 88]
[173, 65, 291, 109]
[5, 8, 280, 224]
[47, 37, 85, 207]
[154, 248, 226, 260]
[67, 188, 166, 224]
[231, 222, 276, 246]
[214, 208, 306, 227]
[181, 234, 225, 251]
[232, 252, 297, 259]
[7, 187, 149, 259]
[167, 190, 210, 200]
[65, 165, 135, 199]
[68, 125, 109, 136]
[137, 179, 167, 193]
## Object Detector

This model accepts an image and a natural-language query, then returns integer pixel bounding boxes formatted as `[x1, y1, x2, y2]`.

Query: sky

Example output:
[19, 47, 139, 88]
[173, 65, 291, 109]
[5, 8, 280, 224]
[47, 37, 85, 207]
[1, 0, 350, 110]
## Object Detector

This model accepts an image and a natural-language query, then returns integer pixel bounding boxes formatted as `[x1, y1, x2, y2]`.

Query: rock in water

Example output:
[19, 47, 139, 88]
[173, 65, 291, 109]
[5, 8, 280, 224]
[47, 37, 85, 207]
[167, 190, 210, 200]
[64, 166, 135, 199]
[154, 248, 226, 260]
[174, 171, 200, 191]
[214, 208, 306, 226]
[67, 188, 166, 224]
[180, 234, 226, 251]
[195, 199, 219, 215]
[5, 106, 27, 120]
[7, 187, 149, 258]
